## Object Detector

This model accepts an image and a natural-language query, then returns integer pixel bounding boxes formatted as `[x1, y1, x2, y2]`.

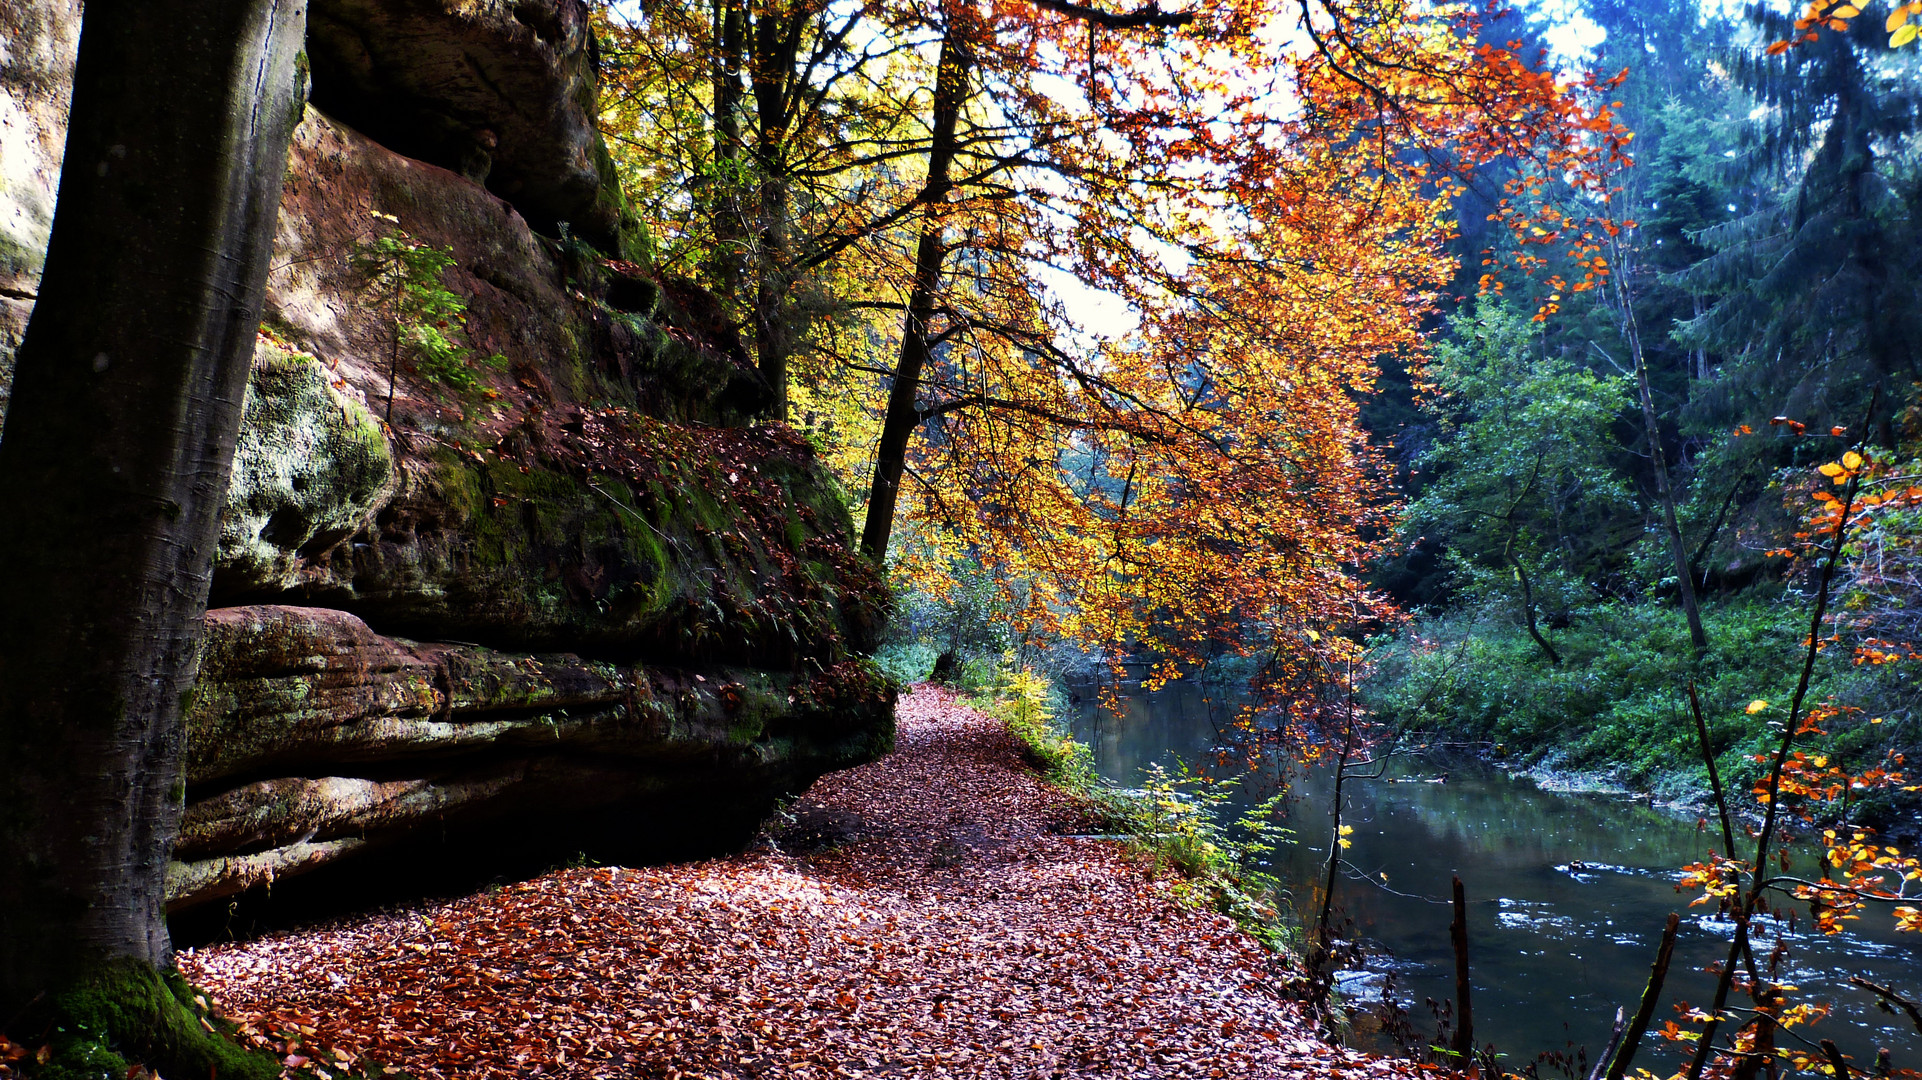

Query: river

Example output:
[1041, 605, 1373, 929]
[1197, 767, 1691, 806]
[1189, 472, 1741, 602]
[1067, 684, 1922, 1072]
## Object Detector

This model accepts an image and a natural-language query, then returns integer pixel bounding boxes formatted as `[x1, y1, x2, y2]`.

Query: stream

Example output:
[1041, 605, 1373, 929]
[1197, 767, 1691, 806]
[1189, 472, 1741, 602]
[1067, 684, 1922, 1071]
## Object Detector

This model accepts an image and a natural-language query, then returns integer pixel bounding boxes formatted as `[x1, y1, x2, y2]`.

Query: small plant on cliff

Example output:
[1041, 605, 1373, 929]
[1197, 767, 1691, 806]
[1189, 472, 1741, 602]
[353, 212, 502, 420]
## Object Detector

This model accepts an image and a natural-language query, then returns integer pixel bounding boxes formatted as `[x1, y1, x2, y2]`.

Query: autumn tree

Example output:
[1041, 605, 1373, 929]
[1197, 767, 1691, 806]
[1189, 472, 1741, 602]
[600, 0, 1611, 699]
[599, 0, 1029, 418]
[0, 2, 308, 1075]
[857, 0, 1610, 689]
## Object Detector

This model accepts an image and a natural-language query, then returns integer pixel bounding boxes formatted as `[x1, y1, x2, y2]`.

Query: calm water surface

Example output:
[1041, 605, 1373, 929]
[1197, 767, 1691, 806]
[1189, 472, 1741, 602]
[1068, 685, 1922, 1070]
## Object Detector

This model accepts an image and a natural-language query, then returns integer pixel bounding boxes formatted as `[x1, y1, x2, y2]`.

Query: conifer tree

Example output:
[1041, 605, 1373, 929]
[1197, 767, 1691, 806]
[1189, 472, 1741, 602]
[1675, 12, 1922, 443]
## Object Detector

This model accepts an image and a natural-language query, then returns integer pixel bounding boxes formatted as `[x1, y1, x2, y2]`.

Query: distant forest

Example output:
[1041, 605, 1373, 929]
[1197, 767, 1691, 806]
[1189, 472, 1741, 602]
[1360, 0, 1922, 820]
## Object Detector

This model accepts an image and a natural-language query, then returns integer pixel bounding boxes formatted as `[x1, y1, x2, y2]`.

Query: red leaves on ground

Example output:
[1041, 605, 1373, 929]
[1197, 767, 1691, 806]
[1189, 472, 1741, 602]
[182, 688, 1434, 1079]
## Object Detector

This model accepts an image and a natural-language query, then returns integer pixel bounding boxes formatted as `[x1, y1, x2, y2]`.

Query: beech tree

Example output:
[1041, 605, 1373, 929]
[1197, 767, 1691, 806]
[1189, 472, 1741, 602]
[0, 1, 308, 1072]
[601, 0, 1609, 694]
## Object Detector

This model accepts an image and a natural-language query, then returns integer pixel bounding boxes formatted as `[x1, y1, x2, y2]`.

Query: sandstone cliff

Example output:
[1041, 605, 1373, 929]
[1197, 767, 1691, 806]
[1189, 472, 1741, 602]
[0, 0, 894, 910]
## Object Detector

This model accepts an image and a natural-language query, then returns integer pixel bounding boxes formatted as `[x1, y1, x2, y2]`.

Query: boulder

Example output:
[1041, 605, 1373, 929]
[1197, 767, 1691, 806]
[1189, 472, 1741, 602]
[216, 344, 396, 596]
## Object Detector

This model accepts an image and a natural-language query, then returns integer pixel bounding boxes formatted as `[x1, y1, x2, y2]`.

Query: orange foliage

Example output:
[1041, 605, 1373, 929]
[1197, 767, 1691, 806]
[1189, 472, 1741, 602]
[1769, 0, 1922, 50]
[883, 0, 1604, 694]
[598, 0, 1606, 698]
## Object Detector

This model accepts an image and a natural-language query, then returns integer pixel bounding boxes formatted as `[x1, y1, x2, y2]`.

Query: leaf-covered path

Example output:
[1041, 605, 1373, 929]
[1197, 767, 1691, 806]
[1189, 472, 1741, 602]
[182, 687, 1400, 1079]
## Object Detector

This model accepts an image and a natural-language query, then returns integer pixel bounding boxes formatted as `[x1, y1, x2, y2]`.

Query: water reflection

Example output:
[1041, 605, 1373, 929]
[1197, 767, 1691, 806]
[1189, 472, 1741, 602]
[1067, 684, 1922, 1069]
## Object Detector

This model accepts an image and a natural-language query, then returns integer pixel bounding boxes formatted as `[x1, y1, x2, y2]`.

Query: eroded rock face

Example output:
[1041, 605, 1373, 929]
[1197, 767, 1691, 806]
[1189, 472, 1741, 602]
[0, 0, 81, 411]
[169, 606, 893, 909]
[305, 0, 633, 253]
[262, 108, 768, 437]
[0, 0, 893, 909]
[229, 109, 870, 669]
[217, 344, 396, 596]
[171, 104, 889, 902]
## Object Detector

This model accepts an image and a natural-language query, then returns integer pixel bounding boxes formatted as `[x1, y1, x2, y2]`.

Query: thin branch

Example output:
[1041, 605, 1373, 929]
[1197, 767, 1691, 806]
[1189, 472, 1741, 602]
[1848, 976, 1922, 1034]
[1028, 0, 1195, 28]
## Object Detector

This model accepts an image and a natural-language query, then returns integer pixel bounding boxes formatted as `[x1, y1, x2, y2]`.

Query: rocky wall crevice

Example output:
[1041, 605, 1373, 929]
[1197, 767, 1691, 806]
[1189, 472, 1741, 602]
[169, 604, 893, 910]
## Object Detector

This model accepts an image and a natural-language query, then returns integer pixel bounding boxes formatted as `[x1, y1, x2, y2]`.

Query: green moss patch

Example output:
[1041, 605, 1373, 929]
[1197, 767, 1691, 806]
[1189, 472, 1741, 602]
[217, 341, 394, 593]
[13, 960, 280, 1080]
[367, 404, 888, 664]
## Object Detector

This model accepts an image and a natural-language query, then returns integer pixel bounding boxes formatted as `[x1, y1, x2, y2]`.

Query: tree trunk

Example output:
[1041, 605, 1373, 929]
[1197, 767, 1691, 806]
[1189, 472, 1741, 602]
[1613, 248, 1709, 655]
[1511, 553, 1563, 665]
[1631, 334, 1710, 655]
[751, 13, 798, 420]
[707, 0, 747, 305]
[0, 0, 309, 1017]
[755, 174, 794, 418]
[860, 34, 966, 562]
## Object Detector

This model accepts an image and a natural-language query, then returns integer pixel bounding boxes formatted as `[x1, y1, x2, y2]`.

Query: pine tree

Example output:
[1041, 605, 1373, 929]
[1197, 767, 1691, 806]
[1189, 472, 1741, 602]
[1675, 11, 1922, 443]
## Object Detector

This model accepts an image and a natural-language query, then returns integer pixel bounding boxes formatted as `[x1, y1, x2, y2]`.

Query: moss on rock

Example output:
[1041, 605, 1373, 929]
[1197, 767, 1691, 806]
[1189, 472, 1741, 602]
[215, 342, 393, 595]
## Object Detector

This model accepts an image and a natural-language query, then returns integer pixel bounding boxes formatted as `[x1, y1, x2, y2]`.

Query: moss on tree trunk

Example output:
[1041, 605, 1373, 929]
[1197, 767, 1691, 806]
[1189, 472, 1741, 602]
[0, 0, 309, 1040]
[16, 961, 281, 1080]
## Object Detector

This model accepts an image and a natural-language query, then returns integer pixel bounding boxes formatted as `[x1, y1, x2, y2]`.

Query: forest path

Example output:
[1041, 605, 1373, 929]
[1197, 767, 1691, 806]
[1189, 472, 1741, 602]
[182, 686, 1392, 1079]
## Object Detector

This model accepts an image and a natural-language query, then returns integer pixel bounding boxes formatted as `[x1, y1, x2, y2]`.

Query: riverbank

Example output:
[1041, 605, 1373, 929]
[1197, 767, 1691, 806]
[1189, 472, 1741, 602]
[180, 686, 1420, 1079]
[1051, 678, 1922, 1068]
[1361, 599, 1922, 841]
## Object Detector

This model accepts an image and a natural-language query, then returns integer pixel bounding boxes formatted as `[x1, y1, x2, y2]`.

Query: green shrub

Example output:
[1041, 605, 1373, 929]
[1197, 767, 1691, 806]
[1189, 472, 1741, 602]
[980, 663, 1300, 956]
[1363, 597, 1916, 825]
[872, 640, 939, 685]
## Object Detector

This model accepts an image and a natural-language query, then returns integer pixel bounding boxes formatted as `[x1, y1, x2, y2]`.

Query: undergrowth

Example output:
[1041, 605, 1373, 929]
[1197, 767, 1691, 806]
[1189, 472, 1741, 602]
[970, 664, 1303, 959]
[1362, 597, 1918, 827]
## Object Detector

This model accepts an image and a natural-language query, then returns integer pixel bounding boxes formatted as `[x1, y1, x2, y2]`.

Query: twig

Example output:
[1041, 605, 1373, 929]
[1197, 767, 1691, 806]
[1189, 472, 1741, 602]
[1688, 683, 1739, 863]
[1450, 875, 1473, 1063]
[1605, 913, 1680, 1080]
[1686, 400, 1873, 1080]
[1849, 976, 1922, 1034]
[1822, 1039, 1852, 1080]
[1588, 1008, 1627, 1080]
[587, 481, 677, 546]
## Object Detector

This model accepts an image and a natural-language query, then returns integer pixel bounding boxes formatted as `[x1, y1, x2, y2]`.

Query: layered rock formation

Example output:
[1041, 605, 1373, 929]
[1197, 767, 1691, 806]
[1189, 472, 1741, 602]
[0, 0, 894, 910]
[171, 606, 889, 908]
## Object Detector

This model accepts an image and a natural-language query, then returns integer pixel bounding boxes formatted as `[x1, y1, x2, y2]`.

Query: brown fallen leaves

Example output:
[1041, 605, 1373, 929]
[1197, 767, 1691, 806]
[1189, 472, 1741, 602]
[182, 687, 1441, 1079]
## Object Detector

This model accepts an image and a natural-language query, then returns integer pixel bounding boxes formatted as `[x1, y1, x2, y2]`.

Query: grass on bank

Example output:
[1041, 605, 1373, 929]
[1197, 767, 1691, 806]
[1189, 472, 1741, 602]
[961, 662, 1303, 959]
[1363, 597, 1920, 828]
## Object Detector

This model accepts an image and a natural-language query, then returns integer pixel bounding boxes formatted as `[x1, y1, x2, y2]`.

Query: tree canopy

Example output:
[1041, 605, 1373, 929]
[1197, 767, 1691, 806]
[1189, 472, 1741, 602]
[597, 0, 1603, 695]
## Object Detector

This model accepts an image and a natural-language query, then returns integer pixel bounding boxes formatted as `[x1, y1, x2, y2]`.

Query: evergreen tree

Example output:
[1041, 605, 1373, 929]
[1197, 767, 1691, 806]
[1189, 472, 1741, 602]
[1675, 11, 1922, 444]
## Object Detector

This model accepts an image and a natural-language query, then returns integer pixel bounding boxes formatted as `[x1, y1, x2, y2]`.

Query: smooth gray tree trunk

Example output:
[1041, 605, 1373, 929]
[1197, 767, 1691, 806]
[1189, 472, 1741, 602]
[0, 0, 309, 1014]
